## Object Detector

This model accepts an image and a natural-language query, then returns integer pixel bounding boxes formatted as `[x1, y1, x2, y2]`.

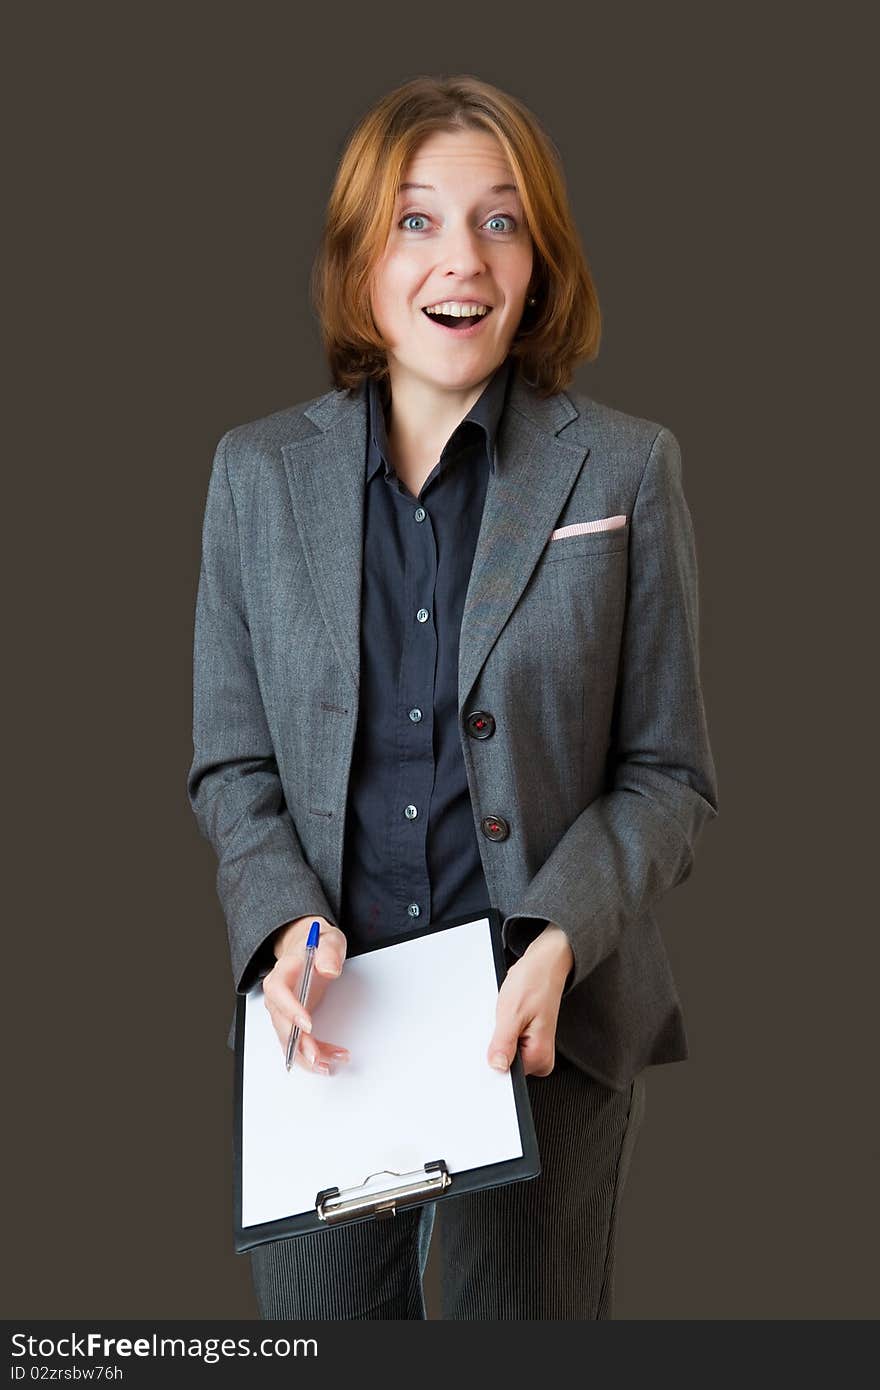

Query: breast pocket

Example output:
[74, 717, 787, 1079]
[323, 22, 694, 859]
[541, 523, 629, 563]
[498, 537, 629, 720]
[489, 539, 630, 807]
[527, 536, 629, 659]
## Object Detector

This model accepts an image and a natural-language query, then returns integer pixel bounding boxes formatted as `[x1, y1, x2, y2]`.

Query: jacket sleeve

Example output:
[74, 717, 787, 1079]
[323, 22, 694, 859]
[186, 431, 337, 995]
[501, 426, 719, 994]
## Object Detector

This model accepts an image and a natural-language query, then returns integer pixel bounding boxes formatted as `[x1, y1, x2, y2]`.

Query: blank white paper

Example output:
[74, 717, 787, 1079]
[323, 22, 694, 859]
[240, 916, 524, 1228]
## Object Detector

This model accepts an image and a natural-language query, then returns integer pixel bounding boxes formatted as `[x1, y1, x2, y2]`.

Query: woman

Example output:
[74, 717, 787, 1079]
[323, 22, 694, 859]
[187, 74, 718, 1319]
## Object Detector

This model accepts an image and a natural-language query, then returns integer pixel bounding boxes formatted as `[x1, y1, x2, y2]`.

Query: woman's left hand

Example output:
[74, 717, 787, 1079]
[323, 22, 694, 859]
[487, 923, 575, 1077]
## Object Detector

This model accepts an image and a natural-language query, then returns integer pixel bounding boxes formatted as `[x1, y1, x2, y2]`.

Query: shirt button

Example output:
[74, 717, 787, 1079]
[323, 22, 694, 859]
[466, 710, 496, 740]
[409, 708, 422, 722]
[480, 814, 510, 841]
[404, 804, 418, 820]
[416, 608, 430, 623]
[407, 903, 420, 918]
[414, 507, 426, 522]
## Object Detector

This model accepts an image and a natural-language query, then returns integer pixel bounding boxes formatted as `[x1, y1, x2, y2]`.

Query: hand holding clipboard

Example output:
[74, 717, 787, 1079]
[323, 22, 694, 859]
[234, 909, 541, 1247]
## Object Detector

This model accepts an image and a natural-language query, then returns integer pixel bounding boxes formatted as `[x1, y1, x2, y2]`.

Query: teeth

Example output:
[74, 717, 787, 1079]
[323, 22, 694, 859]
[423, 302, 490, 317]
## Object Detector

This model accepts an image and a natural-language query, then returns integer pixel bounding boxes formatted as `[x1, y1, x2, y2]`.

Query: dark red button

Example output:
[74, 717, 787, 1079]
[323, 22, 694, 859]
[466, 710, 496, 740]
[480, 815, 509, 841]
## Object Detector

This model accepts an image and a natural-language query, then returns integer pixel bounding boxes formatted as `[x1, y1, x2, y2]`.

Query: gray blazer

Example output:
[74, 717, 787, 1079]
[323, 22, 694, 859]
[187, 366, 718, 1092]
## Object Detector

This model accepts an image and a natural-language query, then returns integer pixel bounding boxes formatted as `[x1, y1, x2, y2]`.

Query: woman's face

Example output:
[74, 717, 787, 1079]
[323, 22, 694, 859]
[370, 128, 534, 395]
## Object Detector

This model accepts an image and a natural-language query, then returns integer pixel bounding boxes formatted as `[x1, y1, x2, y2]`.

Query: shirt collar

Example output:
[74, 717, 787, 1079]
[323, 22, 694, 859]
[366, 355, 514, 483]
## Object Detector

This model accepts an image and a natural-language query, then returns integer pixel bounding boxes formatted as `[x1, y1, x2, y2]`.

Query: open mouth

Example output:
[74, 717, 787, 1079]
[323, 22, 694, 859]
[421, 307, 493, 333]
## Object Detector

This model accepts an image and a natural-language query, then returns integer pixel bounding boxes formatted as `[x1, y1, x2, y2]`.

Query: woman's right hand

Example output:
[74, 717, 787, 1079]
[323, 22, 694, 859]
[262, 915, 350, 1075]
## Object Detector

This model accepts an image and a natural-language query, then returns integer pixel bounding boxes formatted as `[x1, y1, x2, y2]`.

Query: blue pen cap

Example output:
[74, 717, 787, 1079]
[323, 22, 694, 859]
[306, 920, 320, 949]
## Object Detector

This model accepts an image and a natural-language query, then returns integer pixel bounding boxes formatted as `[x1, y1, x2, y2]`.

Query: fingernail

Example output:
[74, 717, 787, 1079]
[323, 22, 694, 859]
[490, 1053, 509, 1071]
[300, 1017, 312, 1033]
[315, 1061, 330, 1075]
[330, 1049, 350, 1060]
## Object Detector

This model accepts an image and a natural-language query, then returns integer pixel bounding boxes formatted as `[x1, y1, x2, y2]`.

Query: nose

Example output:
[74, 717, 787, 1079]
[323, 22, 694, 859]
[438, 221, 489, 281]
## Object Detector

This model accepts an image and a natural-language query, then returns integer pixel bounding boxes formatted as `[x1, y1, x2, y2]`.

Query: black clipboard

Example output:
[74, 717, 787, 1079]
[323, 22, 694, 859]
[232, 906, 541, 1253]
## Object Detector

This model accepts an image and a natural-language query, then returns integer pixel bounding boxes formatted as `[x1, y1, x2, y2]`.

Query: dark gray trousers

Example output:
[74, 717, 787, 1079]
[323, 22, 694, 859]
[249, 1057, 647, 1320]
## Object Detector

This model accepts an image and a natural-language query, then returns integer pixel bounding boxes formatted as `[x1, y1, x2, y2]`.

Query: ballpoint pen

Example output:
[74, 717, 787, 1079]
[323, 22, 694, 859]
[285, 920, 320, 1072]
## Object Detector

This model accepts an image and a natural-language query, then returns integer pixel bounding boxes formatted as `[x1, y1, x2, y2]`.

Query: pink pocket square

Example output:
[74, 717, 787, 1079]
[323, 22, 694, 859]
[550, 514, 627, 540]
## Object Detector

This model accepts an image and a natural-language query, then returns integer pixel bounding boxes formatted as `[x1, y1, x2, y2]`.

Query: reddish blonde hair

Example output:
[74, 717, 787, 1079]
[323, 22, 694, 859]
[310, 75, 601, 397]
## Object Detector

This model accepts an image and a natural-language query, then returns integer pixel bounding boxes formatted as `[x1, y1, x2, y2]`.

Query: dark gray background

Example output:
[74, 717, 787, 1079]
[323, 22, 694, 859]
[6, 4, 875, 1319]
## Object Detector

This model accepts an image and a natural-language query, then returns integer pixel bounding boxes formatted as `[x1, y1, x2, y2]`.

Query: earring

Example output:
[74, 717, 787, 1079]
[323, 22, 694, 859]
[527, 295, 536, 306]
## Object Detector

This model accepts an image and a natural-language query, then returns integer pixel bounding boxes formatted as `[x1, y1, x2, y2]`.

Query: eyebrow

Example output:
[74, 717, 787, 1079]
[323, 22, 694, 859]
[397, 182, 520, 195]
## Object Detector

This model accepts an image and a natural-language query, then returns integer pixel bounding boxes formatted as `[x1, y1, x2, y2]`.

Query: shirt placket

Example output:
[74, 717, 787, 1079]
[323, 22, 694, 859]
[388, 477, 439, 930]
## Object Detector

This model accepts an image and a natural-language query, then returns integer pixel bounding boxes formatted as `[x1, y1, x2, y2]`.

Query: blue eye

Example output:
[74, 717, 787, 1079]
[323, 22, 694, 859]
[398, 213, 518, 233]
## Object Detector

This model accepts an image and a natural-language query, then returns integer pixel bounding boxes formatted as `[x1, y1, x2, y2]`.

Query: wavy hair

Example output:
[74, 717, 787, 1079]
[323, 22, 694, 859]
[310, 75, 601, 397]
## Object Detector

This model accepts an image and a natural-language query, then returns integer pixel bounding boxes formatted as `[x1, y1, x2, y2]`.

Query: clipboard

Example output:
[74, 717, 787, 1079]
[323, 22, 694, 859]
[232, 907, 541, 1253]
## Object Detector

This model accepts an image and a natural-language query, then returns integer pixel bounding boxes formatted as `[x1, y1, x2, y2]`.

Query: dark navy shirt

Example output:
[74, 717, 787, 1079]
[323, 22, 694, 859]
[339, 355, 515, 949]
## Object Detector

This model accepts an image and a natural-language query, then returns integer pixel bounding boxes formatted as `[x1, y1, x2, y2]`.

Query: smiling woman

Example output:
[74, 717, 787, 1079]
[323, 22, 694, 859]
[188, 72, 717, 1322]
[310, 100, 599, 490]
[367, 125, 536, 486]
[310, 79, 600, 398]
[372, 126, 534, 388]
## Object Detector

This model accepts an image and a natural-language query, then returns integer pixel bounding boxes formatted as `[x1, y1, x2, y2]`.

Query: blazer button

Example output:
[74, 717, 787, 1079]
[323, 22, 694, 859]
[466, 710, 496, 740]
[481, 815, 509, 841]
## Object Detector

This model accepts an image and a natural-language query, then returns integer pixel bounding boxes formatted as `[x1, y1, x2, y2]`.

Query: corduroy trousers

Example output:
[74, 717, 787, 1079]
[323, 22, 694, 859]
[249, 1056, 647, 1320]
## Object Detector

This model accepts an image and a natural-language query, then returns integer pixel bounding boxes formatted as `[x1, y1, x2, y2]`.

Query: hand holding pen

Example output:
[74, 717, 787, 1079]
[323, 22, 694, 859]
[261, 914, 351, 1075]
[285, 920, 319, 1070]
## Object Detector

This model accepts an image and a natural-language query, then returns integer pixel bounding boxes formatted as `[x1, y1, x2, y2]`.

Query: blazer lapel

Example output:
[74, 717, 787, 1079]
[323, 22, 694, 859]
[280, 388, 368, 697]
[279, 367, 591, 713]
[458, 370, 590, 712]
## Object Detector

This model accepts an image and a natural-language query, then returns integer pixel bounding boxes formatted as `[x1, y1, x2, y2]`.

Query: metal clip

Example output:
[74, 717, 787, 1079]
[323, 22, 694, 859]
[315, 1159, 450, 1223]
